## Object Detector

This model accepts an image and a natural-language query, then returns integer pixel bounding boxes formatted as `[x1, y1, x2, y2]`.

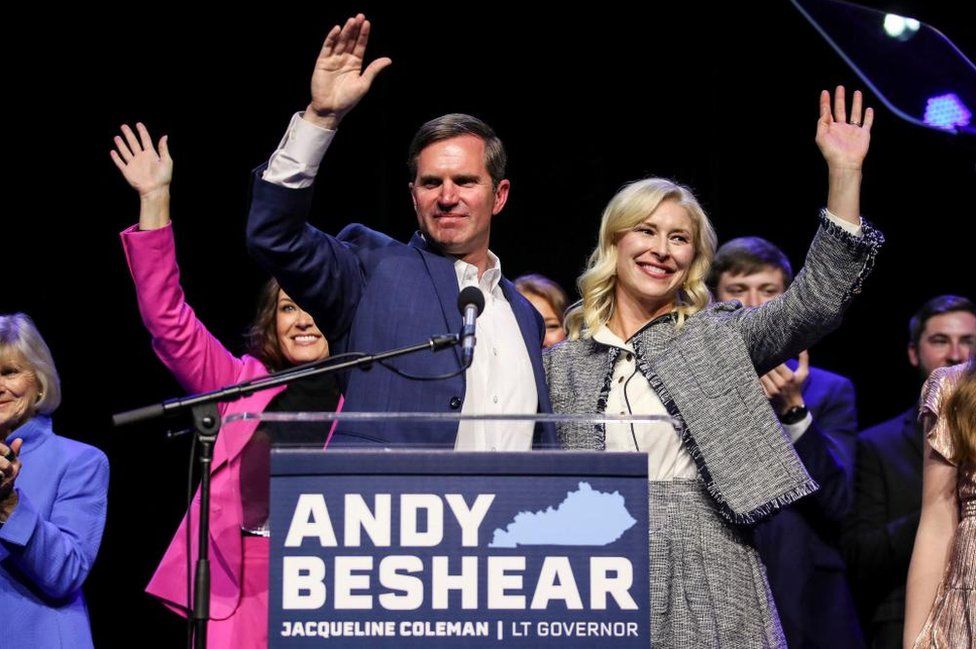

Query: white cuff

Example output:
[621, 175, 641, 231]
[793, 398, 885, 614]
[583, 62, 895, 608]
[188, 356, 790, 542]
[263, 112, 336, 188]
[824, 208, 863, 237]
[785, 411, 813, 444]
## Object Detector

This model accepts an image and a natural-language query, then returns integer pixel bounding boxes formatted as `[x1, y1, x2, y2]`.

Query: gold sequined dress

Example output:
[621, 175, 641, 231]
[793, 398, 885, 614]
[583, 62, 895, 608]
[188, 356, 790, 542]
[912, 363, 975, 648]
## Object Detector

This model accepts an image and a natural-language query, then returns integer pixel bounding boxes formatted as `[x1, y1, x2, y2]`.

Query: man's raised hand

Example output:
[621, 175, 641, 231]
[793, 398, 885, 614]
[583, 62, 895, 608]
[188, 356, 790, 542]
[305, 14, 392, 130]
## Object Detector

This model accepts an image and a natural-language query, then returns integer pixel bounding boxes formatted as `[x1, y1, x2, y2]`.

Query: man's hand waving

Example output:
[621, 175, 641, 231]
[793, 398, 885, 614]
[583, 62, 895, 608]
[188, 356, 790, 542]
[305, 14, 392, 130]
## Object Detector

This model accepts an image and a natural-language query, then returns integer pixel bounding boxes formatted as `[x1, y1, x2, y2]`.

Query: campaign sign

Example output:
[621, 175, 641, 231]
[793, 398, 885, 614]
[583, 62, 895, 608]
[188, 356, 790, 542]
[269, 450, 649, 648]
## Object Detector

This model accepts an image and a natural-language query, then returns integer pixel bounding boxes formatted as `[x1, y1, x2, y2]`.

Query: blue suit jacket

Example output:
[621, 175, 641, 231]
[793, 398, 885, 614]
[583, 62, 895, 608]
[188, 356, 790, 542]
[0, 416, 109, 649]
[754, 365, 864, 648]
[842, 407, 922, 649]
[246, 170, 556, 448]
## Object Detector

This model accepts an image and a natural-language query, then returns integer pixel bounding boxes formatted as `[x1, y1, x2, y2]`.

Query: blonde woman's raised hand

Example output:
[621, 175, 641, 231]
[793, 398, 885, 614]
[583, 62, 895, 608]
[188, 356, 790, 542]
[816, 86, 873, 172]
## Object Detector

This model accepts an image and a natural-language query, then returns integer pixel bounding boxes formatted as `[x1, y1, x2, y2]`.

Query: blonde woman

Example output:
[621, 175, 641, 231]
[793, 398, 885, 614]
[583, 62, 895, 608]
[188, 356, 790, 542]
[543, 87, 881, 646]
[904, 356, 975, 648]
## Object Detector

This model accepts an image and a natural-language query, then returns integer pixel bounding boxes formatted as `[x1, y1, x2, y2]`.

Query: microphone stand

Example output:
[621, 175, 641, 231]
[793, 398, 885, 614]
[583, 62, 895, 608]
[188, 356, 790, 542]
[113, 333, 458, 649]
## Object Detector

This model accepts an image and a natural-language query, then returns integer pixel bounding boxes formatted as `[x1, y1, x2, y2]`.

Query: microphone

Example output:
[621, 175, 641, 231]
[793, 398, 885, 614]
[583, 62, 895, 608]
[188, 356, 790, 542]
[457, 286, 486, 368]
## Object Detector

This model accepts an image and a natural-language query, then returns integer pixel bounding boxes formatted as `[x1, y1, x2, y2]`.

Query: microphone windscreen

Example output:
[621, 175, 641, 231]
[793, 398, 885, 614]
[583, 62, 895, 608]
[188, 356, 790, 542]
[457, 286, 486, 316]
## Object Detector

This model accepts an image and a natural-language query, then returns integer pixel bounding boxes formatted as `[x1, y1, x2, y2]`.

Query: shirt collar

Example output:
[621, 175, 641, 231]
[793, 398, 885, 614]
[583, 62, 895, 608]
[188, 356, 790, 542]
[454, 249, 502, 295]
[592, 310, 678, 349]
[592, 324, 635, 352]
[5, 414, 53, 447]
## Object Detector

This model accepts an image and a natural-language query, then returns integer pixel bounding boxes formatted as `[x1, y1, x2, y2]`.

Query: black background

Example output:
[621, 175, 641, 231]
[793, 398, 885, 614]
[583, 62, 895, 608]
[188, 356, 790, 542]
[3, 2, 974, 646]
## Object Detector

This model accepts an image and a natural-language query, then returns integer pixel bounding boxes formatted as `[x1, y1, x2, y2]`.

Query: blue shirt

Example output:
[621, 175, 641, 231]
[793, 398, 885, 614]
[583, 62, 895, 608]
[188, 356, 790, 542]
[0, 416, 108, 649]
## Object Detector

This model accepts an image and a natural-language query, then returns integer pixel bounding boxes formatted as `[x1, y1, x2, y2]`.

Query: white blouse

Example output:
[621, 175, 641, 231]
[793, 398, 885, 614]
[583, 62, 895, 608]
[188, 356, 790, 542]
[593, 325, 698, 480]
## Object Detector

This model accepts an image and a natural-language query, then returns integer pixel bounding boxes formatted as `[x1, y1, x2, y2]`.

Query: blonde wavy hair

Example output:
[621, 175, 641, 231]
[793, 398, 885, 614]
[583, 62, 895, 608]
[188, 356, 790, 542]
[565, 178, 717, 339]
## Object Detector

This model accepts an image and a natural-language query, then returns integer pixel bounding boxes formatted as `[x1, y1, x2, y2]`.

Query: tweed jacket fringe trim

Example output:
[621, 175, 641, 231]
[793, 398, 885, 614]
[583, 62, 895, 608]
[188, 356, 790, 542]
[632, 336, 820, 525]
[815, 209, 884, 301]
[545, 212, 884, 525]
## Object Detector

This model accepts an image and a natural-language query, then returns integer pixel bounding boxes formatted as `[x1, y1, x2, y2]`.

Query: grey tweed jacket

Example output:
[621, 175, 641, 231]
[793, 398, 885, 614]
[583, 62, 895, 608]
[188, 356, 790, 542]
[544, 213, 884, 524]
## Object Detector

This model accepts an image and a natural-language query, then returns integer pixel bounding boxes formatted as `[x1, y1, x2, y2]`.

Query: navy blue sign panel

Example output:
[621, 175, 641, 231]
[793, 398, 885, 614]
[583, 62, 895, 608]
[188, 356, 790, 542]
[269, 450, 649, 648]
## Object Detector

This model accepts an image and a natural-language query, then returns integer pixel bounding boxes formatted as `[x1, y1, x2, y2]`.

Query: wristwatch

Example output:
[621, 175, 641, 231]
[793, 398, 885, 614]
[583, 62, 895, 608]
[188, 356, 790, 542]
[780, 404, 809, 425]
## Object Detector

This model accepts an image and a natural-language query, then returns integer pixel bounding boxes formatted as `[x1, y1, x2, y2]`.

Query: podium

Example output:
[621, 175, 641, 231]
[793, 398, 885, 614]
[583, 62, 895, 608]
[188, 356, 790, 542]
[222, 412, 675, 648]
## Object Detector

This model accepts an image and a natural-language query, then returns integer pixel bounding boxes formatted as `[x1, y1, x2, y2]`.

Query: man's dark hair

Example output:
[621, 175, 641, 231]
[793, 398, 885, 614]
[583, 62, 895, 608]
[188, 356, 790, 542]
[407, 113, 506, 188]
[706, 236, 794, 291]
[908, 295, 976, 348]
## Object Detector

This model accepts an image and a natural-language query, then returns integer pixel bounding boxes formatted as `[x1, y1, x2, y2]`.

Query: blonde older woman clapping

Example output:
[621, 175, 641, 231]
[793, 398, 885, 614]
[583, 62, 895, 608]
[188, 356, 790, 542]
[0, 313, 109, 649]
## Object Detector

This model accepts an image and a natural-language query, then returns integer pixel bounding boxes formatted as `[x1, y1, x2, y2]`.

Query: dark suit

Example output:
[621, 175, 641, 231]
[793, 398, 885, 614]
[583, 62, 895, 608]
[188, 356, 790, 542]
[246, 170, 557, 447]
[755, 365, 864, 648]
[842, 408, 923, 649]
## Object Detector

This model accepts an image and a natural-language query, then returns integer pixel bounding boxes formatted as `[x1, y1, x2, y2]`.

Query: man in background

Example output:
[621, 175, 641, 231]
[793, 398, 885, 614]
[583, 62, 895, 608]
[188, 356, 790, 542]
[844, 294, 976, 648]
[711, 236, 863, 648]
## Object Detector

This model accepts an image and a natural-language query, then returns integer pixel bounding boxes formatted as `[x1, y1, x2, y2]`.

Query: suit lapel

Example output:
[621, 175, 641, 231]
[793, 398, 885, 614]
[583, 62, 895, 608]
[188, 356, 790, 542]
[901, 406, 924, 459]
[214, 383, 286, 472]
[501, 278, 549, 410]
[410, 232, 463, 367]
[406, 232, 548, 409]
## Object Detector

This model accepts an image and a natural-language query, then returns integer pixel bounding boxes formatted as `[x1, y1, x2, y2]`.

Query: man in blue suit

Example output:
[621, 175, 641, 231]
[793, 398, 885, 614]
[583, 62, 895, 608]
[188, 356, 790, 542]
[710, 236, 863, 648]
[246, 14, 555, 449]
[844, 295, 976, 648]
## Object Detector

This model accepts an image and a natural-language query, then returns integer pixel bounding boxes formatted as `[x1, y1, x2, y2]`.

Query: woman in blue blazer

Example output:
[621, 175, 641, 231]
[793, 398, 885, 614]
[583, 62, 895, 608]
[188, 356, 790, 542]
[0, 313, 109, 649]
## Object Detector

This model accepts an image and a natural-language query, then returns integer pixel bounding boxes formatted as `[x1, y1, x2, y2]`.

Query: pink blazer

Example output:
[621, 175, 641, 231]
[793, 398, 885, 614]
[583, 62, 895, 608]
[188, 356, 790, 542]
[121, 223, 341, 619]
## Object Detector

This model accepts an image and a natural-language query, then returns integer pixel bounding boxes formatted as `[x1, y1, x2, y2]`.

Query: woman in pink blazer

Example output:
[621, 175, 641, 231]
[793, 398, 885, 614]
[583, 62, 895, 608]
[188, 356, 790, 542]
[112, 123, 341, 648]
